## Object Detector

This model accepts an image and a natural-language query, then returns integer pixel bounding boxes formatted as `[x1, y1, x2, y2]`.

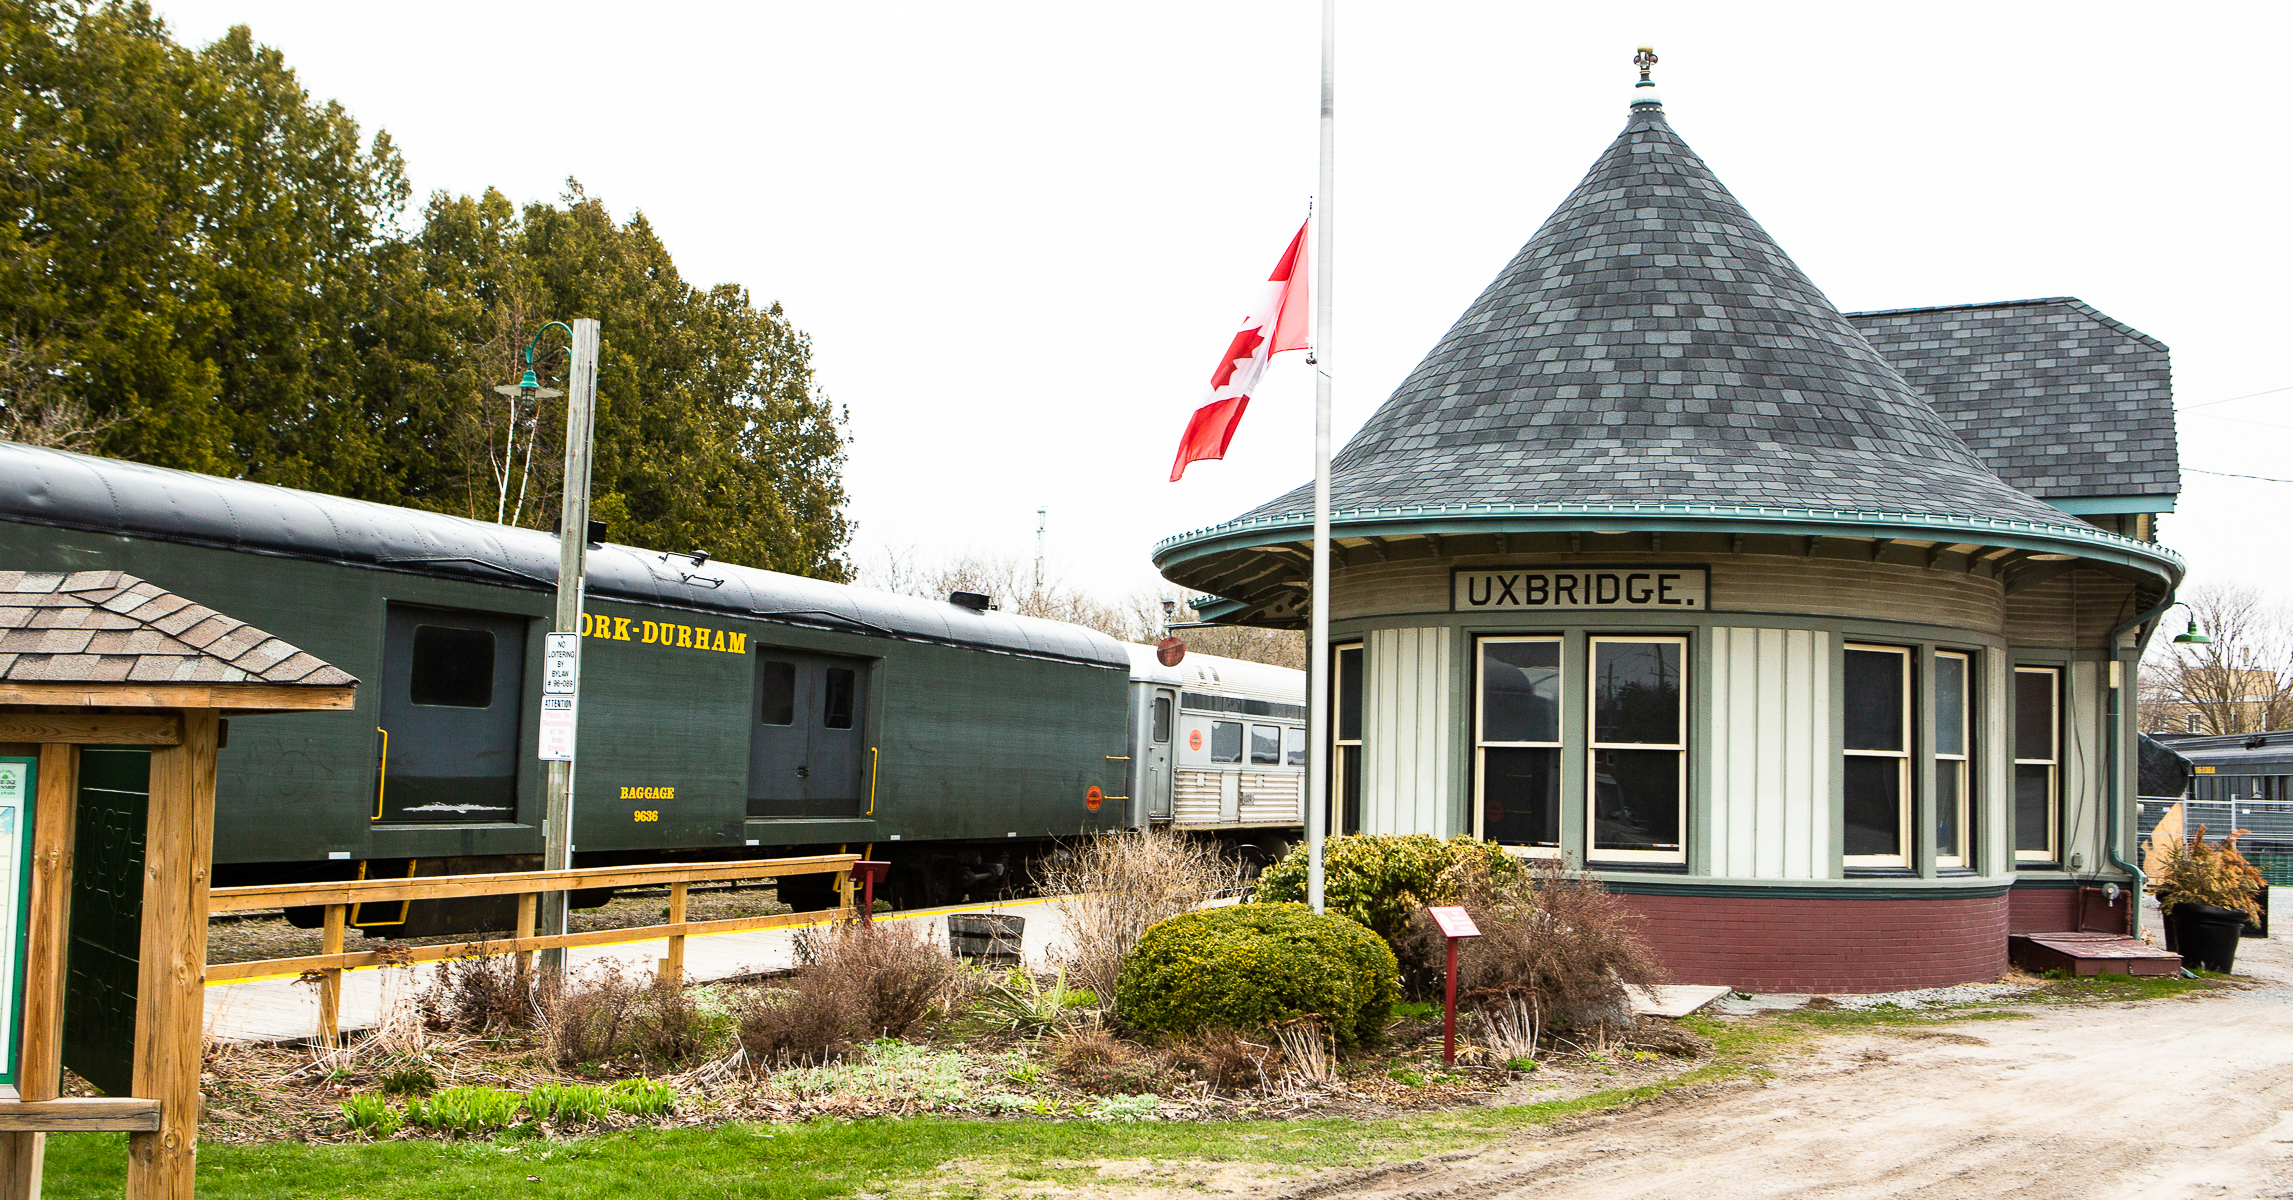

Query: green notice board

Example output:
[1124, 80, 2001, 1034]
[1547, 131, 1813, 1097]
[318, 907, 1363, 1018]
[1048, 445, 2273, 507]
[0, 757, 36, 1089]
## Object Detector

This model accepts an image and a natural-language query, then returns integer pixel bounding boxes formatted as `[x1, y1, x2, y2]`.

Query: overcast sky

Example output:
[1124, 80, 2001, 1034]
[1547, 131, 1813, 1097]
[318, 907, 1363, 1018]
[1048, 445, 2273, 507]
[150, 1, 2293, 609]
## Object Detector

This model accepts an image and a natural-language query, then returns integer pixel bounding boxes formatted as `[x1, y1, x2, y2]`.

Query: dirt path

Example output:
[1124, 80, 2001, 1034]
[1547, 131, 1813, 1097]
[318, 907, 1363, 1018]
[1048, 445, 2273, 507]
[1269, 930, 2293, 1200]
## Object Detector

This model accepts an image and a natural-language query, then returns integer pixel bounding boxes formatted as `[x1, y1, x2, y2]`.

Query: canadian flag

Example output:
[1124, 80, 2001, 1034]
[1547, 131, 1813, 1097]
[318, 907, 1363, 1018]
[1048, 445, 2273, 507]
[1169, 220, 1310, 482]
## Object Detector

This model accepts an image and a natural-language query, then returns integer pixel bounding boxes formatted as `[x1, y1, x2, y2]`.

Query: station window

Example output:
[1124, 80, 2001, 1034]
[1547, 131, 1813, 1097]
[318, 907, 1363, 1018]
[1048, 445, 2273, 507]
[1587, 636, 1686, 864]
[1476, 636, 1562, 852]
[2014, 666, 2061, 864]
[1250, 724, 1281, 766]
[758, 660, 796, 726]
[1284, 726, 1306, 767]
[1334, 644, 1364, 834]
[1210, 720, 1243, 764]
[1843, 645, 1912, 869]
[1934, 651, 1972, 871]
[409, 625, 495, 709]
[1151, 697, 1172, 744]
[823, 667, 856, 730]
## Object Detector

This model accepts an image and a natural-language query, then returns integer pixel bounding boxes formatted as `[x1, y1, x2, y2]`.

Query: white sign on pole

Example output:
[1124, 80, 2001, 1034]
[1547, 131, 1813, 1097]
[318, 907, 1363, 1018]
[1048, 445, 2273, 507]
[543, 632, 581, 694]
[541, 631, 581, 761]
[538, 694, 578, 762]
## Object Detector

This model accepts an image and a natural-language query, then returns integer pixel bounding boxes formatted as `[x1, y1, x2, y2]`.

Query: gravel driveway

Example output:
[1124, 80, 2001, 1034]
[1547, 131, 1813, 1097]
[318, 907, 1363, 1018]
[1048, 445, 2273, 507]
[1272, 898, 2293, 1200]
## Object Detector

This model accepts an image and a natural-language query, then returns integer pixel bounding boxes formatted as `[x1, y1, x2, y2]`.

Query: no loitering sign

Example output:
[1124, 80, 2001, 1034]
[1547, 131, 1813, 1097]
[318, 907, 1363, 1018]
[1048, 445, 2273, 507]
[539, 631, 581, 761]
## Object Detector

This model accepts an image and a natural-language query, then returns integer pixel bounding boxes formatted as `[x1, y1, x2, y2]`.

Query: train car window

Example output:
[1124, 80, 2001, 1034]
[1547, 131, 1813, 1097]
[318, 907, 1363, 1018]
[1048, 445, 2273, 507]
[759, 660, 796, 725]
[1152, 697, 1172, 743]
[409, 625, 496, 708]
[823, 667, 857, 729]
[1284, 726, 1305, 766]
[1251, 724, 1280, 765]
[1211, 721, 1243, 764]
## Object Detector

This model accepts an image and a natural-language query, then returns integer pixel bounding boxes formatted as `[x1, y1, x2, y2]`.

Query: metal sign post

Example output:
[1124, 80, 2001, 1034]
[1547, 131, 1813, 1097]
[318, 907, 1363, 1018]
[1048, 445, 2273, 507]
[1427, 905, 1482, 1067]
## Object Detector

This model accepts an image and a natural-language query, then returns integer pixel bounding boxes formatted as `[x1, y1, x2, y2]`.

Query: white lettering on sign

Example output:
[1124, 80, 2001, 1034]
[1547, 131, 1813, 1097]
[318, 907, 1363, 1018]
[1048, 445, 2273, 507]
[1453, 567, 1707, 612]
[538, 694, 578, 761]
[543, 632, 581, 694]
[1427, 905, 1481, 939]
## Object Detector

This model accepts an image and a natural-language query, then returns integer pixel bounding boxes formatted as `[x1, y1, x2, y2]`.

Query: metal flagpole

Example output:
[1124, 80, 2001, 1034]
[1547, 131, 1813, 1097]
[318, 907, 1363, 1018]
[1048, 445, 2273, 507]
[1306, 0, 1335, 914]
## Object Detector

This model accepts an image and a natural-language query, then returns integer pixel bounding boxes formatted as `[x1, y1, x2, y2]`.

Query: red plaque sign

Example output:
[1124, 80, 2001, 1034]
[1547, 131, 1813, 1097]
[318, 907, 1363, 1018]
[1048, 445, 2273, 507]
[1084, 785, 1103, 811]
[1156, 636, 1187, 667]
[1427, 906, 1481, 939]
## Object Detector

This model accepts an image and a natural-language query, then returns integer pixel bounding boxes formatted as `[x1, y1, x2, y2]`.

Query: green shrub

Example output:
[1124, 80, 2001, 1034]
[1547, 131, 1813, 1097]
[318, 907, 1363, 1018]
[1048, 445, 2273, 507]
[339, 1094, 401, 1139]
[377, 1057, 438, 1096]
[1114, 903, 1398, 1048]
[1257, 834, 1525, 997]
[405, 1086, 520, 1136]
[606, 1076, 678, 1116]
[525, 1082, 607, 1125]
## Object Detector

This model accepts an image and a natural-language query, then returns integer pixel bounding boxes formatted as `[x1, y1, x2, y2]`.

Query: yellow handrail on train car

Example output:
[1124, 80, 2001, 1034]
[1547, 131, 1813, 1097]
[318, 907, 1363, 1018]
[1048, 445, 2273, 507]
[867, 746, 879, 815]
[351, 857, 419, 928]
[373, 727, 387, 820]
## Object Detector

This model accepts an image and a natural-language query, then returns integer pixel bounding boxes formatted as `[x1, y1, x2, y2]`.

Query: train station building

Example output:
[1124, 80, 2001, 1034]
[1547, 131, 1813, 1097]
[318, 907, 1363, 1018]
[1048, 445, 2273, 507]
[1153, 85, 2184, 991]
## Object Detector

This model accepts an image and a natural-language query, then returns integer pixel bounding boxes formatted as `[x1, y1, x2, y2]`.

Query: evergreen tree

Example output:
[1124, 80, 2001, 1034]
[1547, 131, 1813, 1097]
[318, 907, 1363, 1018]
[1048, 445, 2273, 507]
[0, 1, 850, 579]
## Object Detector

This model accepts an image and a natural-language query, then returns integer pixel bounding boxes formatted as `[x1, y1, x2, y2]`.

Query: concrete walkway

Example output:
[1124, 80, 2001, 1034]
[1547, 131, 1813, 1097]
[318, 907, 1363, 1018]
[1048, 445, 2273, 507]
[202, 897, 1072, 1044]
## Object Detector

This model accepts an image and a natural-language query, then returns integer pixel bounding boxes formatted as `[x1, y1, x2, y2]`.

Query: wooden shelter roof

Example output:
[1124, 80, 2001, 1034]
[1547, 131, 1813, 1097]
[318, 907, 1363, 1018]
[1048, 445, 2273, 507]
[0, 570, 355, 709]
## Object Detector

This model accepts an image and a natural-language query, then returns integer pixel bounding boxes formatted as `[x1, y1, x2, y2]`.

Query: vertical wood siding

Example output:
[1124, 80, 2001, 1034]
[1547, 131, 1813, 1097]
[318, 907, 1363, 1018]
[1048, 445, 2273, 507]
[1363, 627, 1455, 837]
[1705, 627, 1832, 880]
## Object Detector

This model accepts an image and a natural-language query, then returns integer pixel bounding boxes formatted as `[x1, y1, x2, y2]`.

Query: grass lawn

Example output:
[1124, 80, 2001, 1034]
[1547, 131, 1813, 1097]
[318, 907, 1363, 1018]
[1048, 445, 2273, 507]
[43, 981, 2209, 1199]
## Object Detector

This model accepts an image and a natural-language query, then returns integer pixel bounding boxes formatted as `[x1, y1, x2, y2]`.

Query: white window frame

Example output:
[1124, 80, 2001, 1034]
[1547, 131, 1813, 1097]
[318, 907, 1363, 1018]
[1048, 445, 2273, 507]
[1934, 650, 1971, 871]
[1842, 643, 1913, 870]
[2013, 665, 2062, 864]
[1474, 635, 1564, 855]
[1586, 635, 1688, 866]
[1332, 642, 1364, 835]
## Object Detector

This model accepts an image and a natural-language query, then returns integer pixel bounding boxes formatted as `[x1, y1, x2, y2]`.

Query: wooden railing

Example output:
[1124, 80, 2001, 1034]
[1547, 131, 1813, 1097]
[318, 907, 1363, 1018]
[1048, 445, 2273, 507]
[206, 853, 861, 1044]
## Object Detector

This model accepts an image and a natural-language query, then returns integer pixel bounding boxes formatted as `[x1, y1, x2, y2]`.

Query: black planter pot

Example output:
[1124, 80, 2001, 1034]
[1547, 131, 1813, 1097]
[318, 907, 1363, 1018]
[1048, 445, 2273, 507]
[2167, 903, 2245, 973]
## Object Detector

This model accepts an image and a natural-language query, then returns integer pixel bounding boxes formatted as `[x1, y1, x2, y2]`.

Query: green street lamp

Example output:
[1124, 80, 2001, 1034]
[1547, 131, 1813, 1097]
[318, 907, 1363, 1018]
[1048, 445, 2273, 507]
[2159, 602, 2212, 645]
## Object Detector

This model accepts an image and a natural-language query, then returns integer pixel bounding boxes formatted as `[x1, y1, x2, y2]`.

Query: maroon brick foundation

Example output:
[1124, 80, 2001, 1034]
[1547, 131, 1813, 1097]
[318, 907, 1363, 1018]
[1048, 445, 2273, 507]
[1612, 890, 2011, 993]
[2008, 884, 2132, 936]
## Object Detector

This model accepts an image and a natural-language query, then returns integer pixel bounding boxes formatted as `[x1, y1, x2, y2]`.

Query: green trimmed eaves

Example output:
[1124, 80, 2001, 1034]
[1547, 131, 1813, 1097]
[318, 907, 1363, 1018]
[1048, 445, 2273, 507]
[1155, 504, 2183, 622]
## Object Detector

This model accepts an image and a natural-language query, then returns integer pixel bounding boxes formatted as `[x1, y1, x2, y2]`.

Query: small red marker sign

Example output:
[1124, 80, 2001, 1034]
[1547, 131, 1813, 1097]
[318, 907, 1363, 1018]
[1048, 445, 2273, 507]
[1428, 906, 1481, 939]
[1085, 785, 1103, 811]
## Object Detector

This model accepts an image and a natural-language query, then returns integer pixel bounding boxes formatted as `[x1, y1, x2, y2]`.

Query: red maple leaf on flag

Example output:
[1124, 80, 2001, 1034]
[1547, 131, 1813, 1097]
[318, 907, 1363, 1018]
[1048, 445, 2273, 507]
[1209, 325, 1267, 389]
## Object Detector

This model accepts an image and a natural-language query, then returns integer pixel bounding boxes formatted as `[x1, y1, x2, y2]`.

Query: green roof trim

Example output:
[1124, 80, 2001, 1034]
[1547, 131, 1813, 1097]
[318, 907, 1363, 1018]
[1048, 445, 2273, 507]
[2045, 495, 2177, 515]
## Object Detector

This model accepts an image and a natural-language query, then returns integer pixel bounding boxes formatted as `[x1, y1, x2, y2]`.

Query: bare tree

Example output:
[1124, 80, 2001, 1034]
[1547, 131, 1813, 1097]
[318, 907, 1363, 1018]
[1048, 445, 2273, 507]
[0, 338, 115, 452]
[2140, 581, 2293, 734]
[853, 546, 1306, 669]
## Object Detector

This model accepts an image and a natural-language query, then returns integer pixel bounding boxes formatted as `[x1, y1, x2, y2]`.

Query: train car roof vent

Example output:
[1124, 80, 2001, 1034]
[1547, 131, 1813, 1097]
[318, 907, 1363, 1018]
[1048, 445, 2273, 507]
[948, 590, 994, 613]
[2246, 735, 2270, 750]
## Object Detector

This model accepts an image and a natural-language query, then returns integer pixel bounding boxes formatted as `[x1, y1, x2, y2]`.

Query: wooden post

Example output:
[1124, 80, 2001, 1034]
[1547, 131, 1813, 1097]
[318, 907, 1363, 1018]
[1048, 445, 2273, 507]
[514, 892, 537, 977]
[662, 882, 688, 986]
[127, 709, 218, 1200]
[0, 742, 79, 1200]
[835, 869, 853, 920]
[316, 904, 346, 1047]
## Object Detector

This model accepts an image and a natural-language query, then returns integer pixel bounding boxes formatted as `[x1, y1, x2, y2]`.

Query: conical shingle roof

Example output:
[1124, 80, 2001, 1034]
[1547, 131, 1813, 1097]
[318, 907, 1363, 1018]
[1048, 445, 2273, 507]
[1239, 102, 2077, 528]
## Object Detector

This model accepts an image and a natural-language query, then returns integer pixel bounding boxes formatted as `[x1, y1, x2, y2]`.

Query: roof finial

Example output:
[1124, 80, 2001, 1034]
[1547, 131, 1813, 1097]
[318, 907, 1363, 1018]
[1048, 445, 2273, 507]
[1632, 44, 1662, 110]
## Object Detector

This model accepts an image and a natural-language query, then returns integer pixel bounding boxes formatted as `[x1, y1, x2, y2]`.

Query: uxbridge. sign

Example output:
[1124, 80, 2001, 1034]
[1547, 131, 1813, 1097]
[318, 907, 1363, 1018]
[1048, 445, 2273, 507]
[1452, 566, 1708, 611]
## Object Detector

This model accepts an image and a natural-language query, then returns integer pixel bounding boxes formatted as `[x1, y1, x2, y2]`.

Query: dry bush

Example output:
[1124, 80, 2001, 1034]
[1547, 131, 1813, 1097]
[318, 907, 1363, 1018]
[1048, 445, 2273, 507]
[1440, 856, 1667, 1037]
[738, 923, 959, 1065]
[1162, 1027, 1273, 1094]
[541, 964, 646, 1070]
[1035, 828, 1245, 1002]
[421, 953, 537, 1035]
[1048, 1027, 1175, 1096]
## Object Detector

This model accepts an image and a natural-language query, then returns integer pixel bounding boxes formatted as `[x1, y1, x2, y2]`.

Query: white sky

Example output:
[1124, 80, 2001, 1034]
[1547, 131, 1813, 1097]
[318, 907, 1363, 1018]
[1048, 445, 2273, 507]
[150, 2, 2293, 607]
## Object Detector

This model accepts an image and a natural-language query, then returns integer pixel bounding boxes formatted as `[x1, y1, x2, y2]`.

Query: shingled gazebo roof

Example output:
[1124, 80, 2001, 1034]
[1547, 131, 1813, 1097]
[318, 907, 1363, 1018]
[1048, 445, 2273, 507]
[1154, 90, 2182, 622]
[0, 570, 355, 708]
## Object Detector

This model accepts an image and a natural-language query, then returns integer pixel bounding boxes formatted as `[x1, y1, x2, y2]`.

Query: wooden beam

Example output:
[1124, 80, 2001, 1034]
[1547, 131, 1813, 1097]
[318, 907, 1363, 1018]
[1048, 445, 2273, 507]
[0, 713, 181, 746]
[208, 853, 862, 913]
[129, 709, 218, 1200]
[316, 904, 346, 1046]
[0, 744, 77, 1200]
[203, 906, 841, 984]
[0, 1099, 161, 1133]
[0, 683, 355, 711]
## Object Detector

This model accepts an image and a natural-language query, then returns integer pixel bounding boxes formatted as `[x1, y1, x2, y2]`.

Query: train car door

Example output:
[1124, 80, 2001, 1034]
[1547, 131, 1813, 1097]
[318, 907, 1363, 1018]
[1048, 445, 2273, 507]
[748, 649, 871, 817]
[1145, 689, 1175, 821]
[377, 605, 527, 823]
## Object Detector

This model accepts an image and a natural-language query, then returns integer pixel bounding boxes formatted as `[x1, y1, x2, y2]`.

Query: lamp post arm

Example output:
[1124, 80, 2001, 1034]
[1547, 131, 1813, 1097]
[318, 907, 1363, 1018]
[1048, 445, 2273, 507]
[525, 322, 576, 368]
